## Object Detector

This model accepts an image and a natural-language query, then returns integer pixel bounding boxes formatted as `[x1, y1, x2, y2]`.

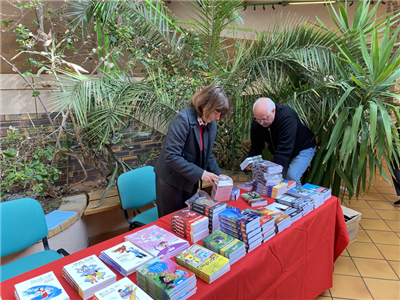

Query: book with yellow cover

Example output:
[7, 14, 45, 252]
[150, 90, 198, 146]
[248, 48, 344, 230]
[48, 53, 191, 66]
[175, 244, 230, 283]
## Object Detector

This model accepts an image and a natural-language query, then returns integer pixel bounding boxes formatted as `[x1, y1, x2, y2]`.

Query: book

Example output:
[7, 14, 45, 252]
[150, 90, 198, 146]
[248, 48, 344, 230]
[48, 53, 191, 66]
[125, 225, 189, 258]
[236, 180, 254, 191]
[218, 206, 260, 232]
[241, 191, 269, 207]
[211, 175, 233, 201]
[14, 271, 69, 300]
[230, 188, 240, 201]
[175, 244, 230, 283]
[93, 277, 151, 300]
[202, 230, 246, 264]
[62, 254, 117, 300]
[240, 155, 263, 170]
[136, 255, 196, 300]
[171, 209, 209, 242]
[99, 241, 153, 276]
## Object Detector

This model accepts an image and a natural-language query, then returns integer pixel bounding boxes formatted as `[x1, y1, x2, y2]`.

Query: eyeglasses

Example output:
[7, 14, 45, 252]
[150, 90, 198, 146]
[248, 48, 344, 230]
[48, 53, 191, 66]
[254, 116, 270, 124]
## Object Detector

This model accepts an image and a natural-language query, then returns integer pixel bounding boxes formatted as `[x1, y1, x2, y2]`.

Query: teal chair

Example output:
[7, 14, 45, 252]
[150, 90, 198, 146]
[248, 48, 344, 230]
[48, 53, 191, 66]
[117, 166, 158, 231]
[0, 198, 69, 282]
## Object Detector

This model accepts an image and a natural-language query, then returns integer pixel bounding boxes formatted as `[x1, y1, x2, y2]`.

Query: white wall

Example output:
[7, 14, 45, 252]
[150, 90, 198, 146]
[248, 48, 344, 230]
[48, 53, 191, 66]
[165, 1, 388, 39]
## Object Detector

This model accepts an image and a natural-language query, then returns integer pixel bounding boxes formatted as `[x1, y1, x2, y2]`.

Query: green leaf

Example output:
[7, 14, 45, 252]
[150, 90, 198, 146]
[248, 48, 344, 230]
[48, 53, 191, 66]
[1, 20, 9, 28]
[32, 91, 41, 97]
[22, 71, 32, 77]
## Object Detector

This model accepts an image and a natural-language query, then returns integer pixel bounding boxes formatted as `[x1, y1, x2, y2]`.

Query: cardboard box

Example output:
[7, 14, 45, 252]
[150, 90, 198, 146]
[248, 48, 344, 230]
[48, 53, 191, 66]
[341, 206, 362, 244]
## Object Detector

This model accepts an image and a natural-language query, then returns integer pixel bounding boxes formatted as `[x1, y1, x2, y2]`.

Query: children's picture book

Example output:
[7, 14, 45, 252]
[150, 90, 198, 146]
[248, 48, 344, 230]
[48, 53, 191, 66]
[202, 230, 246, 259]
[14, 271, 70, 300]
[93, 277, 151, 300]
[62, 255, 116, 300]
[99, 241, 153, 276]
[136, 255, 196, 296]
[125, 225, 189, 258]
[175, 244, 230, 283]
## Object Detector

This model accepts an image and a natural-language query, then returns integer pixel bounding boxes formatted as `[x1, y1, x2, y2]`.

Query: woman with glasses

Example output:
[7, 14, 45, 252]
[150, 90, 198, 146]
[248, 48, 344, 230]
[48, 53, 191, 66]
[154, 85, 231, 217]
[247, 98, 316, 186]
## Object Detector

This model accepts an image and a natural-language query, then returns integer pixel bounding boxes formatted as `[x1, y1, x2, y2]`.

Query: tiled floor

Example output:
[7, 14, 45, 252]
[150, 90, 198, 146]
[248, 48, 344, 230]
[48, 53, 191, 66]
[315, 166, 400, 300]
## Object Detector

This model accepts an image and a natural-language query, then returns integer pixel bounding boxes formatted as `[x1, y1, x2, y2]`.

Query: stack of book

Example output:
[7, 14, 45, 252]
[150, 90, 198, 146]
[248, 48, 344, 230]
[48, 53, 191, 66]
[93, 277, 152, 300]
[171, 209, 209, 243]
[188, 194, 226, 233]
[211, 175, 234, 201]
[286, 185, 325, 209]
[230, 188, 240, 201]
[260, 204, 292, 234]
[236, 180, 254, 191]
[14, 271, 70, 300]
[125, 225, 189, 259]
[303, 183, 332, 202]
[240, 155, 263, 170]
[242, 208, 275, 242]
[202, 230, 246, 264]
[283, 179, 296, 190]
[218, 206, 262, 252]
[99, 241, 153, 276]
[241, 191, 269, 207]
[253, 181, 288, 198]
[137, 255, 197, 300]
[62, 255, 117, 300]
[251, 160, 290, 198]
[274, 193, 314, 216]
[175, 244, 230, 283]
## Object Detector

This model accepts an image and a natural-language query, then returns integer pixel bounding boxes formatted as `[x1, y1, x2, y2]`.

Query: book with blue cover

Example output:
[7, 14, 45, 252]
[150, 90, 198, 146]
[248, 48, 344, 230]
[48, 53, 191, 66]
[218, 206, 259, 232]
[14, 271, 70, 300]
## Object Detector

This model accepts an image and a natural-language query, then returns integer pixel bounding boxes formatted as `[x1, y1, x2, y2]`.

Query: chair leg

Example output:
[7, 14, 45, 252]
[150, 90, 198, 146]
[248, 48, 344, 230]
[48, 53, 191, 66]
[128, 221, 146, 231]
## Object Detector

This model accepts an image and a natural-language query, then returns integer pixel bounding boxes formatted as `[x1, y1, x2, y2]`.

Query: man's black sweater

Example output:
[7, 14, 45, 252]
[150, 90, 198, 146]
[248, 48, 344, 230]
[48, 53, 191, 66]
[249, 104, 316, 169]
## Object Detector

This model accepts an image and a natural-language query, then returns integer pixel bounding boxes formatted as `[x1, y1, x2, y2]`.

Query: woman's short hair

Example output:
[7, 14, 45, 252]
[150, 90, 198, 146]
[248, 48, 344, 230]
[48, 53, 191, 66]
[191, 85, 230, 120]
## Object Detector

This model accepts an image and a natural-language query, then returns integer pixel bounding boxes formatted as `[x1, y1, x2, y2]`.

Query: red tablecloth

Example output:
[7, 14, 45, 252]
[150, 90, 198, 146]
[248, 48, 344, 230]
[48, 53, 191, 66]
[0, 196, 349, 300]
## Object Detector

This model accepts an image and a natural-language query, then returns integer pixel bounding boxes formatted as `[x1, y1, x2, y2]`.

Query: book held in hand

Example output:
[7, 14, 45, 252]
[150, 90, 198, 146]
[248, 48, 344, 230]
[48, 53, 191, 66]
[14, 271, 69, 300]
[211, 175, 233, 201]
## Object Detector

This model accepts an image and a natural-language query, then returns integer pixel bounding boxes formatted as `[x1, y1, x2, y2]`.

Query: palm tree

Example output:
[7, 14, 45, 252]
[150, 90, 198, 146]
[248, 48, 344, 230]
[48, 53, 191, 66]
[54, 0, 400, 199]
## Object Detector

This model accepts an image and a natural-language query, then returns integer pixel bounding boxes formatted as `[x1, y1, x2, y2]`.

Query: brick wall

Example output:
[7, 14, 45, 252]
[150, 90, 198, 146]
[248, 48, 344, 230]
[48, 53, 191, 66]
[0, 113, 163, 188]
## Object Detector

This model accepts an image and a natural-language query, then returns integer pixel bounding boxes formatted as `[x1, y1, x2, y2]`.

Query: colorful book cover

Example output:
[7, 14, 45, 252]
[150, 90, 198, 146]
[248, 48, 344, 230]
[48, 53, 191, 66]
[242, 208, 274, 226]
[175, 244, 229, 277]
[202, 230, 245, 257]
[218, 207, 259, 230]
[62, 255, 116, 291]
[100, 241, 153, 272]
[171, 209, 207, 229]
[14, 271, 69, 300]
[93, 277, 151, 300]
[125, 225, 189, 258]
[136, 256, 194, 294]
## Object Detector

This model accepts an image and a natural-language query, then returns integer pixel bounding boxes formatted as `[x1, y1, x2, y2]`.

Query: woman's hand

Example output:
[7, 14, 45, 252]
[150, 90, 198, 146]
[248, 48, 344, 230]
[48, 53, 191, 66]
[203, 171, 219, 187]
[245, 163, 253, 171]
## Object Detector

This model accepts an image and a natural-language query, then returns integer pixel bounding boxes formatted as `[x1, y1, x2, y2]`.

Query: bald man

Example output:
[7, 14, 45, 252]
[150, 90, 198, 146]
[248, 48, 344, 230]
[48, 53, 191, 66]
[248, 98, 316, 186]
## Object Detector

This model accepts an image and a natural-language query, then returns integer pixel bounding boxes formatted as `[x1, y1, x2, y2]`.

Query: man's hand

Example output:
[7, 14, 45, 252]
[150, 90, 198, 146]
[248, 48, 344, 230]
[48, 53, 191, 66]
[203, 171, 219, 187]
[245, 163, 253, 171]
